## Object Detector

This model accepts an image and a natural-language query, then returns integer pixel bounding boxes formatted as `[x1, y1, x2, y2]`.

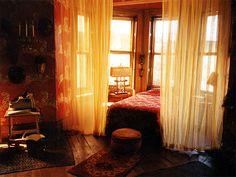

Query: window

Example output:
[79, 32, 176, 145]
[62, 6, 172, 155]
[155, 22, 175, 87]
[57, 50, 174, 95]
[109, 18, 135, 86]
[200, 15, 218, 92]
[149, 18, 178, 87]
[149, 15, 218, 92]
[76, 15, 91, 90]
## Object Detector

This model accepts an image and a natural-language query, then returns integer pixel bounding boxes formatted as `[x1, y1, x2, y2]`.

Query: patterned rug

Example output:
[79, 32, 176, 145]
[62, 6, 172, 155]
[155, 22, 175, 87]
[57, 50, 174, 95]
[68, 149, 141, 177]
[0, 134, 74, 175]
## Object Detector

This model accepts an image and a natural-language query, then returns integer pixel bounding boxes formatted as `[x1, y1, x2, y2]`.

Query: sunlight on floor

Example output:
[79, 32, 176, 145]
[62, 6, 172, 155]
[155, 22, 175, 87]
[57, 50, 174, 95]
[0, 143, 27, 149]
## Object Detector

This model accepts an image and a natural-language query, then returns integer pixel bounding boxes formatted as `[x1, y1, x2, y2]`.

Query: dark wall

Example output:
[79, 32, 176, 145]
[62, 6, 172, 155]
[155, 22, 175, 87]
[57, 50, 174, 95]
[230, 0, 236, 87]
[220, 0, 236, 176]
[0, 0, 55, 138]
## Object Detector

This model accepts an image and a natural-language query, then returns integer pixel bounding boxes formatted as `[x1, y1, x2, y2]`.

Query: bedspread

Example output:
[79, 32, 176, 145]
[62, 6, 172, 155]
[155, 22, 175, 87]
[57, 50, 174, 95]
[105, 89, 161, 141]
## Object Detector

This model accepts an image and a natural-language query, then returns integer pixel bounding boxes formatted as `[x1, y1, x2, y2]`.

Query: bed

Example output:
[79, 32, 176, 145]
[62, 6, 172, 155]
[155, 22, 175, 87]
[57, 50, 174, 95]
[105, 89, 161, 143]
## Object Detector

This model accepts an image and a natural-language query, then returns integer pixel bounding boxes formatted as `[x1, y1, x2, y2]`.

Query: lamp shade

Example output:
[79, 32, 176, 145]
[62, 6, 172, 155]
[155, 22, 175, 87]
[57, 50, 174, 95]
[110, 67, 132, 77]
[207, 72, 217, 86]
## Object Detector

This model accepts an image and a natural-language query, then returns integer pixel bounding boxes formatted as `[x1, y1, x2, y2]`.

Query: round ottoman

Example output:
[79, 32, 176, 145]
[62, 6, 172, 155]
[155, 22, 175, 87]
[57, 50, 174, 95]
[111, 128, 142, 153]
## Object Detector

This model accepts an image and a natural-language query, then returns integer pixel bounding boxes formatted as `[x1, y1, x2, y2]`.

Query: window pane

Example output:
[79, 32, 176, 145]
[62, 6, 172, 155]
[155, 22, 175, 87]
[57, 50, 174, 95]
[110, 20, 132, 51]
[206, 15, 218, 41]
[153, 55, 161, 86]
[77, 54, 88, 88]
[200, 55, 216, 92]
[153, 54, 175, 87]
[78, 15, 84, 32]
[77, 15, 89, 52]
[151, 19, 178, 87]
[109, 54, 130, 67]
[109, 54, 130, 85]
[155, 20, 178, 53]
[205, 15, 218, 53]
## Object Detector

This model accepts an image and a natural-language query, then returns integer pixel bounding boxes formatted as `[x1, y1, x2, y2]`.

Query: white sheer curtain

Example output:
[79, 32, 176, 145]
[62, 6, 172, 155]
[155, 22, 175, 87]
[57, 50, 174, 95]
[160, 0, 231, 150]
[55, 0, 112, 135]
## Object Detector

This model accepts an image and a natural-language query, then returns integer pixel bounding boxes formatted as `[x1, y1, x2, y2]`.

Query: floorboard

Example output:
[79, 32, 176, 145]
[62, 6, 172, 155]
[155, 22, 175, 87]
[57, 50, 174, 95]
[0, 132, 218, 177]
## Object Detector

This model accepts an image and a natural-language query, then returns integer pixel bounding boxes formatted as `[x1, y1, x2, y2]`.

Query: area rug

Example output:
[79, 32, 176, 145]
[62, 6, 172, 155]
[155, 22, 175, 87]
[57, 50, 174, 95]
[0, 134, 75, 175]
[68, 149, 141, 177]
[137, 161, 216, 177]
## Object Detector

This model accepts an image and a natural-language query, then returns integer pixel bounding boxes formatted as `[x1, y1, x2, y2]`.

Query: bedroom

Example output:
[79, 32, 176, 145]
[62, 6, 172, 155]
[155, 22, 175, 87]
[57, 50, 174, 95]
[0, 0, 235, 176]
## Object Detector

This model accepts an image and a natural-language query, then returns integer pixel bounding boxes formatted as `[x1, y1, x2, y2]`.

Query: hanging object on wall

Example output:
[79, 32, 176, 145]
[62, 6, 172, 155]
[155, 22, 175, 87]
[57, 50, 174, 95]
[139, 54, 144, 77]
[18, 19, 39, 54]
[18, 20, 35, 38]
[8, 66, 26, 84]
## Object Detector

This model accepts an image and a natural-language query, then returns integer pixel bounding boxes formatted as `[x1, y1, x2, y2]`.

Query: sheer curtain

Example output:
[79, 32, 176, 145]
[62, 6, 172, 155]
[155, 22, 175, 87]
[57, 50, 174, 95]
[160, 0, 231, 150]
[55, 0, 112, 135]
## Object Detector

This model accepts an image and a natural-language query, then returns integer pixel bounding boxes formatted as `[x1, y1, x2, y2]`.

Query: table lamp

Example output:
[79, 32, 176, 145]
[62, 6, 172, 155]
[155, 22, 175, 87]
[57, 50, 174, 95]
[110, 67, 132, 94]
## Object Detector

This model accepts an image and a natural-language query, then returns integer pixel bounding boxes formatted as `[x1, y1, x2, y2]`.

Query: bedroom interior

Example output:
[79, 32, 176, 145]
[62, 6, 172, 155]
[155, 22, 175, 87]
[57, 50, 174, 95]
[0, 0, 235, 176]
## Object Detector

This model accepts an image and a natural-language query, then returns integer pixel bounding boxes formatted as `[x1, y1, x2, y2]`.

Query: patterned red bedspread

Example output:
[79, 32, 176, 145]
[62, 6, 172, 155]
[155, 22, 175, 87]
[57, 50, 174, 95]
[108, 89, 160, 122]
[105, 89, 161, 141]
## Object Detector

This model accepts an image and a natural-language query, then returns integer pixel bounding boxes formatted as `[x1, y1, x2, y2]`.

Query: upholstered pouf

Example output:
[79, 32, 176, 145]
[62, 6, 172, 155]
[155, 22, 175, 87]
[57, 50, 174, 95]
[111, 128, 142, 153]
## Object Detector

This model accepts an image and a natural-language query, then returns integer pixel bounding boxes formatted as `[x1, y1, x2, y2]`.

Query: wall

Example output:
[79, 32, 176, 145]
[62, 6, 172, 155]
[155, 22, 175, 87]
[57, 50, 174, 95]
[0, 0, 55, 139]
[220, 0, 236, 175]
[230, 0, 236, 85]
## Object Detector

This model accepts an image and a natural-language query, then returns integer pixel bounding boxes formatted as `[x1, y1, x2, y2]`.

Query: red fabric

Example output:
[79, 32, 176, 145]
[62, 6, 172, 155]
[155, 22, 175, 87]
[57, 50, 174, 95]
[137, 89, 160, 96]
[54, 0, 73, 122]
[108, 90, 160, 124]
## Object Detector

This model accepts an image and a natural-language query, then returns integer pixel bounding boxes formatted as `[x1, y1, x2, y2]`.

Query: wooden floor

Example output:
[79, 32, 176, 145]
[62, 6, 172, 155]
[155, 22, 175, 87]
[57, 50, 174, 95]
[0, 132, 217, 177]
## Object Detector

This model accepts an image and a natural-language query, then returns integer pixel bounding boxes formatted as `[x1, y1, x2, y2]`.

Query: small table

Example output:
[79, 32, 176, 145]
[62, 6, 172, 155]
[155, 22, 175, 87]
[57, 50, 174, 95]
[4, 109, 41, 147]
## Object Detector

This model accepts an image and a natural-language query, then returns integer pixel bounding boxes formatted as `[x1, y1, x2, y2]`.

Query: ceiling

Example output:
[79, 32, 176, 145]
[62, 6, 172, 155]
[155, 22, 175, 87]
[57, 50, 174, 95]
[113, 0, 162, 10]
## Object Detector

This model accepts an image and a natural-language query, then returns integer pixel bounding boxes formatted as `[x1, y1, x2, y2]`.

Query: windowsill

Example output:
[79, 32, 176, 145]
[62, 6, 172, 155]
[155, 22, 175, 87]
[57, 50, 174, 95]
[76, 92, 93, 98]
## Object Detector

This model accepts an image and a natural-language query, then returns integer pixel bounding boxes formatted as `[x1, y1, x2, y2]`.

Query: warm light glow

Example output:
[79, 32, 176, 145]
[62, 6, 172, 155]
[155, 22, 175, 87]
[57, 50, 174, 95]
[201, 15, 218, 92]
[207, 72, 217, 86]
[201, 56, 217, 92]
[76, 92, 93, 98]
[77, 54, 88, 88]
[109, 19, 133, 85]
[155, 20, 178, 53]
[152, 19, 178, 86]
[153, 55, 161, 86]
[109, 54, 130, 67]
[0, 144, 8, 148]
[0, 143, 27, 148]
[110, 20, 131, 51]
[205, 15, 218, 53]
[206, 15, 218, 41]
[110, 67, 132, 77]
[78, 15, 85, 32]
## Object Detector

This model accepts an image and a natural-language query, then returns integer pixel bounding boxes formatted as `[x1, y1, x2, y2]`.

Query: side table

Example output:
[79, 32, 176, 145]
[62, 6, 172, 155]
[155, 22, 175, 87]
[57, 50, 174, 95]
[4, 109, 41, 147]
[108, 92, 132, 102]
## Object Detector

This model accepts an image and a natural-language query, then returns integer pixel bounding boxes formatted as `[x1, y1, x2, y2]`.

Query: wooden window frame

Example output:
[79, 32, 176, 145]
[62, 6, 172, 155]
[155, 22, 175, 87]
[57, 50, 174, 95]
[109, 17, 137, 88]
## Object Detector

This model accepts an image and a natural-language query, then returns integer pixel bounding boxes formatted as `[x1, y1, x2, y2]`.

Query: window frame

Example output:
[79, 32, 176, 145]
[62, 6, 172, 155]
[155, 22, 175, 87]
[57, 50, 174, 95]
[149, 14, 219, 92]
[200, 13, 219, 93]
[149, 16, 178, 89]
[109, 17, 136, 88]
[76, 15, 93, 94]
[148, 16, 162, 88]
